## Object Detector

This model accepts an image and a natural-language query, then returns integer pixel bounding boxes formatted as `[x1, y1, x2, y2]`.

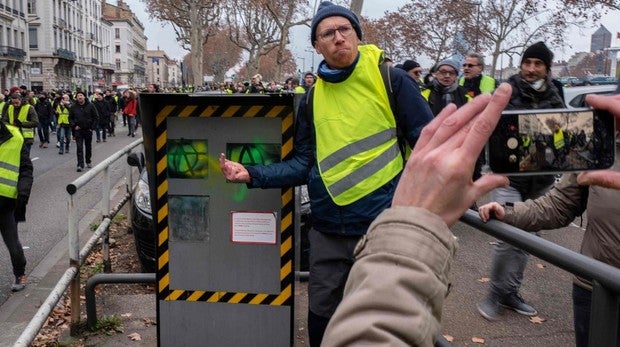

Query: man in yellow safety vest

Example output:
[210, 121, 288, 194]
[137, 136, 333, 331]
[1, 93, 39, 154]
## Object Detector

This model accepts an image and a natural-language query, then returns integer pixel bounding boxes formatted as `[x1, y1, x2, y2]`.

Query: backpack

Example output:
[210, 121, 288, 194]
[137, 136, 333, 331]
[305, 62, 406, 160]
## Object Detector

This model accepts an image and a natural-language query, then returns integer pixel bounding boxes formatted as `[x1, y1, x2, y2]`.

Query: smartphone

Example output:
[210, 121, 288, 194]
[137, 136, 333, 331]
[487, 108, 616, 175]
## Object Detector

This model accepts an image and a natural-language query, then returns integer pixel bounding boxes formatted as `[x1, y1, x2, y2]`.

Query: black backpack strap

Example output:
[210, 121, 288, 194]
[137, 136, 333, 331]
[379, 62, 406, 161]
[305, 85, 315, 124]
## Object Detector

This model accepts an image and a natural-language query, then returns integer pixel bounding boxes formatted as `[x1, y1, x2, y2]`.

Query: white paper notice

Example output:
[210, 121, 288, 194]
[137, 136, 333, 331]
[231, 212, 277, 244]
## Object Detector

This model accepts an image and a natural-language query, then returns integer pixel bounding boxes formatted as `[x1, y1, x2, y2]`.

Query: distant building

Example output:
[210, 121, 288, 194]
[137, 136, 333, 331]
[146, 50, 170, 88]
[168, 60, 180, 88]
[590, 25, 611, 53]
[27, 0, 113, 92]
[103, 0, 147, 88]
[0, 1, 28, 91]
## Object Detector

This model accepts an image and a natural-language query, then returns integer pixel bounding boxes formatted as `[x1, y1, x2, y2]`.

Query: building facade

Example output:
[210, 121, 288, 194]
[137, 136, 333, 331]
[146, 49, 169, 88]
[0, 0, 29, 91]
[103, 0, 146, 88]
[27, 0, 114, 92]
[168, 59, 180, 88]
[591, 25, 612, 53]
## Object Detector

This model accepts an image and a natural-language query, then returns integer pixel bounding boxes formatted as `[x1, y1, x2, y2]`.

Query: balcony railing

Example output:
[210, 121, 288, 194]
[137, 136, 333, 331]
[133, 65, 145, 74]
[54, 48, 76, 61]
[91, 58, 99, 65]
[0, 46, 26, 60]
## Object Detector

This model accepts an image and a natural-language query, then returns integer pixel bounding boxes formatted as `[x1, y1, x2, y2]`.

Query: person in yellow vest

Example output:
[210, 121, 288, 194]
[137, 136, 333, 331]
[460, 53, 498, 181]
[55, 94, 72, 155]
[0, 94, 5, 113]
[552, 122, 566, 166]
[1, 93, 39, 154]
[0, 120, 33, 292]
[292, 79, 306, 94]
[459, 52, 498, 98]
[219, 2, 433, 345]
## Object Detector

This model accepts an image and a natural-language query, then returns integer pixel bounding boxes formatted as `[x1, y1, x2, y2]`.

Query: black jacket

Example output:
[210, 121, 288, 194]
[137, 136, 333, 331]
[69, 100, 98, 130]
[506, 74, 565, 198]
[34, 98, 54, 121]
[92, 99, 113, 126]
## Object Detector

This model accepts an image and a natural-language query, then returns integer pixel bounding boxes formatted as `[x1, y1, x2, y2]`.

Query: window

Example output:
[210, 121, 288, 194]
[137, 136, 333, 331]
[31, 62, 42, 75]
[115, 58, 121, 70]
[115, 28, 120, 39]
[115, 45, 120, 53]
[29, 28, 37, 49]
[27, 0, 36, 14]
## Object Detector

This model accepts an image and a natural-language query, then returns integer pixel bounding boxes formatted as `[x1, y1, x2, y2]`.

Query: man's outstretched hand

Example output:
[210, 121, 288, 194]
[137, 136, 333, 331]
[392, 83, 512, 226]
[219, 153, 251, 183]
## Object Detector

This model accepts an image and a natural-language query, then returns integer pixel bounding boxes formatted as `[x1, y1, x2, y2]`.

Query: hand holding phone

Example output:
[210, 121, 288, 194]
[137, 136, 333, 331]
[487, 108, 616, 175]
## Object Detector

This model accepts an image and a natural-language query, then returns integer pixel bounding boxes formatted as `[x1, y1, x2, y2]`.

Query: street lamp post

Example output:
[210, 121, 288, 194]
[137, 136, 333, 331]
[298, 57, 306, 73]
[305, 48, 315, 72]
[463, 1, 482, 52]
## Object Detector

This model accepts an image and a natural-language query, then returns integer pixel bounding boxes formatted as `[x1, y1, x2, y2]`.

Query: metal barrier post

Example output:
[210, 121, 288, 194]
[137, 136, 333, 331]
[589, 280, 619, 347]
[102, 166, 112, 273]
[68, 194, 81, 334]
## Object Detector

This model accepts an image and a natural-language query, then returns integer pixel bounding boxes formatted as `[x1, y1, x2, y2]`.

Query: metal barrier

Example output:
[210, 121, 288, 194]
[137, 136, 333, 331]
[13, 139, 144, 347]
[461, 209, 620, 347]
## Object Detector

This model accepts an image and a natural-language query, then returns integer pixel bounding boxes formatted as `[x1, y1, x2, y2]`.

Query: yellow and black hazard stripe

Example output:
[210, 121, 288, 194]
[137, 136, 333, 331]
[153, 98, 295, 307]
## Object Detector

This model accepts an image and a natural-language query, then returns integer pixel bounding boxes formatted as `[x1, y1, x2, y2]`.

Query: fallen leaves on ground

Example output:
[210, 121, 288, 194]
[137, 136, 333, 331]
[32, 216, 154, 346]
[536, 263, 546, 269]
[477, 277, 490, 283]
[443, 334, 454, 342]
[472, 336, 486, 344]
[529, 316, 546, 324]
[128, 332, 142, 341]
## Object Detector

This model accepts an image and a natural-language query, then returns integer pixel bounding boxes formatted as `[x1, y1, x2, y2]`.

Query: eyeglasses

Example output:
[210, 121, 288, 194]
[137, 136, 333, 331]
[463, 63, 480, 68]
[436, 69, 457, 76]
[317, 25, 354, 42]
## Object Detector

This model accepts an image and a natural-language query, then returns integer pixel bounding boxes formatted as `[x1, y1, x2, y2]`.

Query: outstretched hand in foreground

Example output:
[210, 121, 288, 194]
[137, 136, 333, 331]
[576, 93, 620, 190]
[392, 83, 512, 226]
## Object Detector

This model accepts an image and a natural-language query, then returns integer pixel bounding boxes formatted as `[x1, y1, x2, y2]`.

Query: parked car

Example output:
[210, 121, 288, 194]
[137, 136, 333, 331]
[126, 152, 312, 273]
[563, 84, 618, 109]
[584, 75, 618, 86]
[557, 76, 586, 87]
[127, 152, 156, 273]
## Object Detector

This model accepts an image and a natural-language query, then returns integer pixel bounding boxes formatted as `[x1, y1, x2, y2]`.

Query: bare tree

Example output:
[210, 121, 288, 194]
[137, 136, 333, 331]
[142, 0, 220, 86]
[202, 27, 244, 81]
[263, 0, 312, 82]
[224, 0, 281, 78]
[391, 1, 468, 65]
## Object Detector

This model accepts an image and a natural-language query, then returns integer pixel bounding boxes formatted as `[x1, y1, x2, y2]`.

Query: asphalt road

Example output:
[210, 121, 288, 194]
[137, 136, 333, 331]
[0, 127, 141, 305]
[439, 219, 583, 346]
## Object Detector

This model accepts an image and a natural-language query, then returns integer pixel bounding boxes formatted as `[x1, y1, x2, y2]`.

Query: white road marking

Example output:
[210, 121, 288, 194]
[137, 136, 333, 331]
[31, 157, 39, 161]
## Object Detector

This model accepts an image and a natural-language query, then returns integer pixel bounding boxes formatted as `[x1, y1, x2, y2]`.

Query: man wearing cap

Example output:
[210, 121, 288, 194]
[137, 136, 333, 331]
[459, 52, 498, 98]
[69, 91, 99, 172]
[477, 41, 565, 322]
[401, 59, 424, 87]
[1, 92, 39, 154]
[421, 59, 471, 116]
[219, 1, 432, 345]
[303, 72, 316, 91]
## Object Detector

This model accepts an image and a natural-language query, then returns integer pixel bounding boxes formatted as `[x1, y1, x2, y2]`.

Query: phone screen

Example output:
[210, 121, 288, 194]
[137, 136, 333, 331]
[488, 108, 616, 174]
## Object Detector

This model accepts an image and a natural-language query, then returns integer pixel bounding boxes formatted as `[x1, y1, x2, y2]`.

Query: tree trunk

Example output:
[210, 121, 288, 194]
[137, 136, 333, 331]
[350, 0, 363, 17]
[190, 4, 203, 87]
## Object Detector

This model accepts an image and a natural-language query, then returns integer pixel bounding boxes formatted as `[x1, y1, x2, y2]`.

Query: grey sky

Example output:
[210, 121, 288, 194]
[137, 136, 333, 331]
[123, 0, 619, 73]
